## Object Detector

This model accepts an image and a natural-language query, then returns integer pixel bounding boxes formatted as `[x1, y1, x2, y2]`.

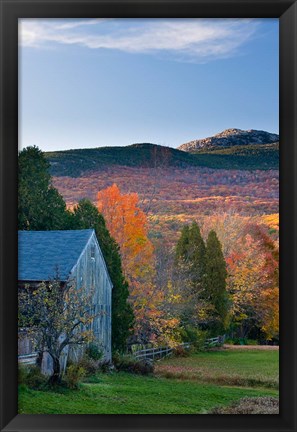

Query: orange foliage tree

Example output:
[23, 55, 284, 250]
[249, 224, 279, 340]
[227, 234, 265, 338]
[97, 184, 154, 281]
[98, 184, 178, 345]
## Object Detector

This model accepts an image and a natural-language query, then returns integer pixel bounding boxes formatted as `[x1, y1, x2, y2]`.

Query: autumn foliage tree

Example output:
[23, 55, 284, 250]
[226, 235, 262, 338]
[98, 184, 154, 281]
[200, 213, 279, 341]
[226, 224, 279, 341]
[18, 279, 95, 384]
[248, 224, 279, 340]
[201, 212, 248, 257]
[98, 184, 176, 345]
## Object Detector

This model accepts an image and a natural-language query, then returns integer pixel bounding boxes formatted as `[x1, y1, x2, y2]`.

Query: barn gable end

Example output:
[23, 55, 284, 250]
[69, 230, 113, 361]
[18, 229, 113, 373]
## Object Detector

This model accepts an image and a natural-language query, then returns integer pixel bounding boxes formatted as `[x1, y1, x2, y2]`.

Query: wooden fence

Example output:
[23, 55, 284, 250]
[132, 335, 226, 362]
[133, 343, 191, 362]
[18, 353, 38, 365]
[204, 334, 226, 348]
[18, 336, 226, 367]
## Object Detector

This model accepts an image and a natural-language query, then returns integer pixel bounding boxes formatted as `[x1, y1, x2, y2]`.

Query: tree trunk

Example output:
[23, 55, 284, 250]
[48, 355, 61, 385]
[36, 351, 43, 369]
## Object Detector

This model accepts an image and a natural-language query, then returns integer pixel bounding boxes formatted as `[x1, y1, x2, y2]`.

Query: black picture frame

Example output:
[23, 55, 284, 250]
[0, 1, 296, 431]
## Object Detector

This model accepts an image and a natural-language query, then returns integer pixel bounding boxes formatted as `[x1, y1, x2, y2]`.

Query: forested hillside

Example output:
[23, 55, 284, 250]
[45, 141, 279, 178]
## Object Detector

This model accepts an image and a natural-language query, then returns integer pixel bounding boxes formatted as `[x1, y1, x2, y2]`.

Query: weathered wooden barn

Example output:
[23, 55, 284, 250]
[18, 229, 113, 374]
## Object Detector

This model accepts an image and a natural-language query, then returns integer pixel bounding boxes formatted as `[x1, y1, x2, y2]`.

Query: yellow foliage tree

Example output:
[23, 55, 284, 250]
[227, 226, 279, 341]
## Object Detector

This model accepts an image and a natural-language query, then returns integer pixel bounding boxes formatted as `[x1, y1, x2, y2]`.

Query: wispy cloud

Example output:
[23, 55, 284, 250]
[55, 18, 107, 30]
[19, 18, 259, 62]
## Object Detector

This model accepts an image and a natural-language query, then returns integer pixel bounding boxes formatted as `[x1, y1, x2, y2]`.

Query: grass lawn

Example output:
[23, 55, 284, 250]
[155, 348, 279, 389]
[18, 348, 279, 414]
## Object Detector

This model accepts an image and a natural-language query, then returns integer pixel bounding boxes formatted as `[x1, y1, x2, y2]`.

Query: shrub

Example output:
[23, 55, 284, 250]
[77, 357, 99, 376]
[225, 337, 258, 345]
[229, 337, 247, 345]
[100, 361, 113, 373]
[85, 343, 103, 361]
[18, 365, 27, 385]
[132, 359, 154, 375]
[18, 365, 47, 389]
[179, 326, 208, 351]
[173, 345, 190, 357]
[65, 364, 86, 389]
[113, 352, 154, 375]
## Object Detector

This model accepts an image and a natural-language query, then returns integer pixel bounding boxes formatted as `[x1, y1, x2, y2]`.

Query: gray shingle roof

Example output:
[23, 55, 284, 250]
[18, 229, 94, 281]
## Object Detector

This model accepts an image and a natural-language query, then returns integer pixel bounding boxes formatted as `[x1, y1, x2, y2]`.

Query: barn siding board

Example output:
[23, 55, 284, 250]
[69, 231, 113, 362]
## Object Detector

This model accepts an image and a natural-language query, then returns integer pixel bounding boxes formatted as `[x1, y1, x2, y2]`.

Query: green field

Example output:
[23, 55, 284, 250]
[18, 349, 279, 414]
[155, 349, 279, 389]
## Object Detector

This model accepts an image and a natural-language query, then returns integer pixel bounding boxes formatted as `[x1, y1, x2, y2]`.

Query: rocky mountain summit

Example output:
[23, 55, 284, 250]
[178, 128, 279, 152]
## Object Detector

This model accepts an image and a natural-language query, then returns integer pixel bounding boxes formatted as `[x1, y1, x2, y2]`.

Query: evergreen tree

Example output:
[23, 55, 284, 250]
[175, 222, 206, 325]
[71, 199, 135, 352]
[188, 222, 206, 287]
[204, 230, 229, 334]
[18, 146, 68, 230]
[175, 225, 190, 262]
[175, 222, 206, 290]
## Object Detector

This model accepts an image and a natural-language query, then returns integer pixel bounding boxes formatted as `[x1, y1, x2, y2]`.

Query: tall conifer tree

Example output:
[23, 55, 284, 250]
[175, 225, 190, 262]
[175, 222, 206, 325]
[188, 222, 206, 287]
[204, 230, 229, 334]
[18, 146, 68, 230]
[175, 222, 206, 290]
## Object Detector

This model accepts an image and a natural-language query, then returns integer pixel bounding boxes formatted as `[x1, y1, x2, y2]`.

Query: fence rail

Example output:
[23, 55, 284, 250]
[204, 335, 226, 348]
[133, 343, 191, 362]
[132, 336, 225, 362]
[18, 353, 38, 365]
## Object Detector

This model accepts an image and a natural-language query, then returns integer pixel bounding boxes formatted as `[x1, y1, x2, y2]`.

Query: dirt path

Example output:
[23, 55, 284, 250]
[224, 344, 279, 350]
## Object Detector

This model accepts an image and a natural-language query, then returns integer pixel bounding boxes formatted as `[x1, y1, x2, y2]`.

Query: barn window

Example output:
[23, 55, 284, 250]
[91, 245, 95, 260]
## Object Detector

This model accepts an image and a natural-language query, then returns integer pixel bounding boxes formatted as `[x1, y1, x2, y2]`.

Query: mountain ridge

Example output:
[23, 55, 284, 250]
[45, 129, 279, 178]
[46, 142, 279, 178]
[178, 128, 279, 152]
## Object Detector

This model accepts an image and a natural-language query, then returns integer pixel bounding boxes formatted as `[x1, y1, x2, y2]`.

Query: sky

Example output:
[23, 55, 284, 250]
[19, 18, 279, 152]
